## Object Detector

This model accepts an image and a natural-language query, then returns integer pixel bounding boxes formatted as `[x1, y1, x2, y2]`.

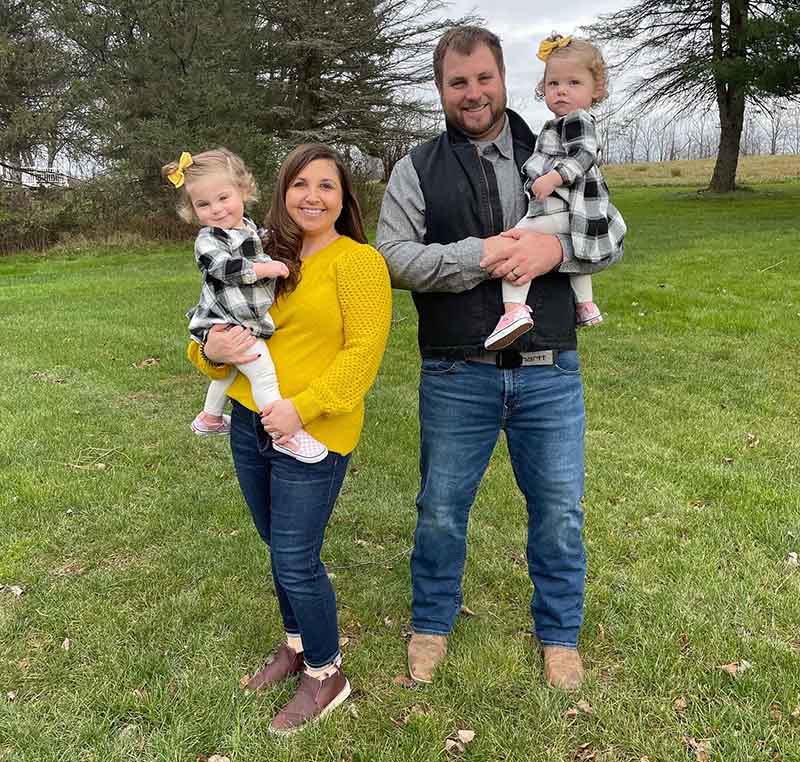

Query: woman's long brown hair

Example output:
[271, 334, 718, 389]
[263, 143, 367, 299]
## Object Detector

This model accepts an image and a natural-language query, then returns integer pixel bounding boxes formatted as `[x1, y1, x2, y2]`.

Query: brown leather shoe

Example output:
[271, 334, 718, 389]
[407, 633, 448, 684]
[245, 644, 304, 691]
[269, 669, 351, 734]
[543, 645, 584, 691]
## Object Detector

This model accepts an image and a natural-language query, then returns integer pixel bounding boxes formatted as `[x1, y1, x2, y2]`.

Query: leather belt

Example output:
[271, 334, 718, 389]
[465, 349, 559, 369]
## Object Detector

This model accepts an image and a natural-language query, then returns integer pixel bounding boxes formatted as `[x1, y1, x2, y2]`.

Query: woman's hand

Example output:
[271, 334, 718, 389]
[261, 399, 303, 445]
[204, 324, 260, 365]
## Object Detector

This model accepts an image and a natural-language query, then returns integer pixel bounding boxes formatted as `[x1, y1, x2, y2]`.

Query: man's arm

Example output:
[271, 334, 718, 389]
[376, 155, 488, 293]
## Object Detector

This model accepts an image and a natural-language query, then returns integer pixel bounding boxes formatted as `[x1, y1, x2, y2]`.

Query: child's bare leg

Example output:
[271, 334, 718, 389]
[238, 340, 329, 464]
[192, 371, 235, 436]
[571, 274, 603, 327]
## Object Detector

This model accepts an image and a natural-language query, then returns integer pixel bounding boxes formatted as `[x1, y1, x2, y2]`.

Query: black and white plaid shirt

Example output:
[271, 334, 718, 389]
[187, 217, 276, 342]
[522, 109, 626, 263]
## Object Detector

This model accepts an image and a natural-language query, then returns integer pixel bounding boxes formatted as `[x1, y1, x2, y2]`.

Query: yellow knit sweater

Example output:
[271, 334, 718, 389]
[188, 236, 392, 454]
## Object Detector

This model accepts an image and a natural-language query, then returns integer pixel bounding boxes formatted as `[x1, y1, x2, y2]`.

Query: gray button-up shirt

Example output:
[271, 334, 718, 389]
[376, 113, 608, 294]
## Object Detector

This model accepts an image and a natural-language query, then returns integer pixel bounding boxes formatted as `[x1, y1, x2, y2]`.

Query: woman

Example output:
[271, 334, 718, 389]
[189, 144, 392, 734]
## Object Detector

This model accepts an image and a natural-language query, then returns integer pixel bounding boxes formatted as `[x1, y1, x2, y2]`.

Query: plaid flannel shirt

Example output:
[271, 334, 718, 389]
[522, 109, 626, 263]
[187, 217, 277, 342]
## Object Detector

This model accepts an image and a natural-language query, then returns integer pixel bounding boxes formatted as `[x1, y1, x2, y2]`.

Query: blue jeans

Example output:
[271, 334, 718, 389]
[412, 352, 586, 647]
[229, 401, 350, 668]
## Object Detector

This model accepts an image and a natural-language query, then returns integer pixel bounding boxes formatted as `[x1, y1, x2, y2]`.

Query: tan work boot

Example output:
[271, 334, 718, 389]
[407, 633, 448, 684]
[543, 645, 584, 691]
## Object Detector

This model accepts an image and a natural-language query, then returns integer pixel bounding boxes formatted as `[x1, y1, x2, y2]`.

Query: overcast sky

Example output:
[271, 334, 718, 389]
[426, 0, 633, 127]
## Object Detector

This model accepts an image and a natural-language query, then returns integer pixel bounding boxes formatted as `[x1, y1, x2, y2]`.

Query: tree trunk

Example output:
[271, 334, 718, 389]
[708, 0, 748, 192]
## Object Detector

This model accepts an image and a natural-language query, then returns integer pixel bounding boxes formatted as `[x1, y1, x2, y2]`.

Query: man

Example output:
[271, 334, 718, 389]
[376, 26, 623, 689]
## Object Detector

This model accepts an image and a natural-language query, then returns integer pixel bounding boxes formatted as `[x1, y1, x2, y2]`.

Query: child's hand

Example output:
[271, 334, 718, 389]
[254, 261, 290, 280]
[532, 170, 562, 201]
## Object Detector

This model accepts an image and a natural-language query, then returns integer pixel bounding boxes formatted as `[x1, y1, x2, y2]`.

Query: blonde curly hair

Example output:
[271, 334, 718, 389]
[161, 147, 258, 224]
[535, 36, 609, 105]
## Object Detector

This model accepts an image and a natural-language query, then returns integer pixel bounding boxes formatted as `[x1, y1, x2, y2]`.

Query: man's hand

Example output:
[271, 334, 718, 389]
[531, 169, 563, 201]
[254, 261, 289, 280]
[203, 324, 260, 365]
[261, 399, 303, 445]
[480, 229, 563, 286]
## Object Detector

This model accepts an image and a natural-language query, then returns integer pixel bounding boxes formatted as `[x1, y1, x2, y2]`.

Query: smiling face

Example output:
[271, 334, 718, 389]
[284, 158, 344, 238]
[438, 42, 507, 141]
[186, 172, 247, 229]
[543, 55, 602, 118]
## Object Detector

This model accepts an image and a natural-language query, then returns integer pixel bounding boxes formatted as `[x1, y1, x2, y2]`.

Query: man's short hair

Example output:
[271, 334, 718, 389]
[433, 26, 505, 90]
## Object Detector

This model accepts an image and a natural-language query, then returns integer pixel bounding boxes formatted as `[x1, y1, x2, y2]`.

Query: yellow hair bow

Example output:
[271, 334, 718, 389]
[537, 35, 572, 62]
[167, 151, 193, 188]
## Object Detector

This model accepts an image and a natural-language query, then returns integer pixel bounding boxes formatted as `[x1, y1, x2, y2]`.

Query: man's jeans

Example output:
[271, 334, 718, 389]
[412, 352, 586, 647]
[229, 401, 350, 668]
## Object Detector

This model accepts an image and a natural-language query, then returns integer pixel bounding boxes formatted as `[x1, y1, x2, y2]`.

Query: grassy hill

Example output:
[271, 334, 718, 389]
[1, 182, 799, 761]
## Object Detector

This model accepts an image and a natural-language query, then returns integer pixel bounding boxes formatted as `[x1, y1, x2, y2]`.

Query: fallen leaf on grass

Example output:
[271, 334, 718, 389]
[17, 659, 29, 671]
[683, 736, 710, 761]
[573, 742, 597, 761]
[239, 673, 251, 690]
[197, 756, 230, 762]
[32, 371, 65, 384]
[0, 585, 24, 598]
[565, 700, 594, 718]
[459, 604, 476, 617]
[61, 638, 72, 651]
[769, 703, 783, 722]
[393, 675, 416, 688]
[134, 357, 160, 368]
[673, 696, 688, 717]
[384, 616, 394, 626]
[790, 706, 800, 722]
[398, 704, 430, 724]
[786, 552, 799, 567]
[6, 692, 16, 702]
[445, 729, 476, 754]
[719, 660, 752, 677]
[678, 633, 691, 653]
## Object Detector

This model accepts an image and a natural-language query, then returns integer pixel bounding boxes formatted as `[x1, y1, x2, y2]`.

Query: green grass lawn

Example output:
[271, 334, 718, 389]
[1, 183, 799, 761]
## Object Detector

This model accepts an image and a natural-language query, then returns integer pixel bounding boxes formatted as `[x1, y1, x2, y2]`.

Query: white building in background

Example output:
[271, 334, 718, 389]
[1, 163, 73, 187]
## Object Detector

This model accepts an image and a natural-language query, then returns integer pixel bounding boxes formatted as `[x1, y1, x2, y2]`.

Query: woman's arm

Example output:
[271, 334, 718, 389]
[291, 246, 392, 425]
[187, 325, 260, 379]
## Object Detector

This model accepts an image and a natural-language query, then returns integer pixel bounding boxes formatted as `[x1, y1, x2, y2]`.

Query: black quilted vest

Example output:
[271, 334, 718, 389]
[410, 109, 576, 358]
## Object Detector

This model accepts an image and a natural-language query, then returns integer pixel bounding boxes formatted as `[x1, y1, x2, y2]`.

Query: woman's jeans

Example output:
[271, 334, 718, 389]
[412, 352, 586, 647]
[229, 400, 350, 668]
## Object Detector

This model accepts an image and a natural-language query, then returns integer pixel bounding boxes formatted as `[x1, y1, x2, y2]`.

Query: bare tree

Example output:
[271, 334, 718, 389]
[584, 1, 800, 192]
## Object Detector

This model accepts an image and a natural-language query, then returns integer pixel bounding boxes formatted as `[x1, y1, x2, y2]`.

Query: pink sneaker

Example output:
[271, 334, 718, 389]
[191, 413, 231, 436]
[272, 429, 328, 464]
[484, 304, 534, 350]
[576, 301, 603, 327]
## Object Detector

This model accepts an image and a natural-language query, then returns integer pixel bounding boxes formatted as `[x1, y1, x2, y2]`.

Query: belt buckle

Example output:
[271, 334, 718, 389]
[495, 349, 522, 369]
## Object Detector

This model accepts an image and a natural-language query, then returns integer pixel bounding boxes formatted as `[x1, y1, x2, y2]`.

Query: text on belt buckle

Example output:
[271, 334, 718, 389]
[520, 350, 556, 366]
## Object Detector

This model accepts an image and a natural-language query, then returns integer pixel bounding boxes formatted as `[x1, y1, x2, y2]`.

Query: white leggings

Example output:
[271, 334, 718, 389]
[502, 212, 593, 305]
[203, 338, 280, 416]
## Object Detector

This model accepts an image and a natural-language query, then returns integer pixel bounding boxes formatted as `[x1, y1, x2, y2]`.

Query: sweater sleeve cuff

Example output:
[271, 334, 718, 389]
[292, 389, 324, 425]
[187, 341, 233, 380]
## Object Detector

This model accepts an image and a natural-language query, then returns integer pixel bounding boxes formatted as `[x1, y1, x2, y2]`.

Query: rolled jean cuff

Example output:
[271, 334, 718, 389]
[411, 626, 450, 637]
[304, 649, 342, 671]
[536, 634, 579, 648]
